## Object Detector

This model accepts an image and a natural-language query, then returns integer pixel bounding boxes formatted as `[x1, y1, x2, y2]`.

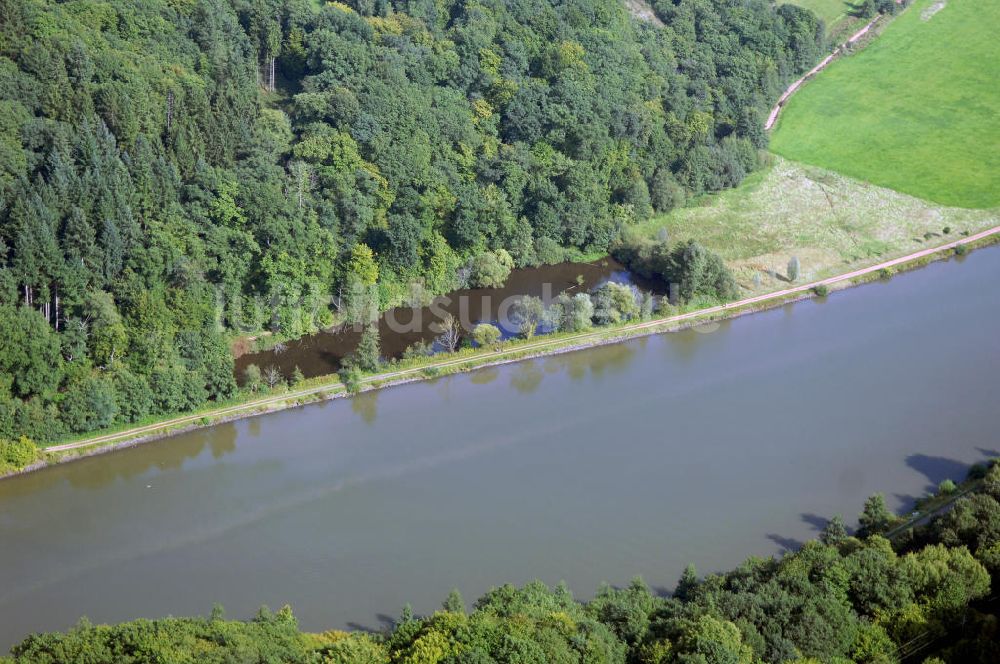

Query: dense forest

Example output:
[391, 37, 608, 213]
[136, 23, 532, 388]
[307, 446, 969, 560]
[0, 0, 825, 442]
[6, 461, 999, 663]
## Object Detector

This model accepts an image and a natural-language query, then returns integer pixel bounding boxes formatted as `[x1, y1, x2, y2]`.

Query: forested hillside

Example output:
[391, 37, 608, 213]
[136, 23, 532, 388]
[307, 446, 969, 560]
[7, 462, 1000, 663]
[0, 0, 824, 442]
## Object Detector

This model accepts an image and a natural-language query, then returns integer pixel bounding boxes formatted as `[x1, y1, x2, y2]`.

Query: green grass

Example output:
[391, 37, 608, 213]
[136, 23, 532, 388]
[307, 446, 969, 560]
[771, 0, 1000, 209]
[779, 0, 860, 35]
[635, 155, 997, 292]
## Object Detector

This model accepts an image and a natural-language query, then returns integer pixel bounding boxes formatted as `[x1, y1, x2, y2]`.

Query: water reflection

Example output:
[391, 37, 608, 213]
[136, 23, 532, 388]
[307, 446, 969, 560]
[209, 424, 238, 459]
[64, 426, 238, 491]
[510, 361, 544, 394]
[2, 245, 999, 650]
[351, 391, 379, 426]
[469, 367, 500, 385]
[234, 258, 664, 382]
[0, 425, 241, 505]
[541, 342, 640, 382]
[669, 326, 717, 364]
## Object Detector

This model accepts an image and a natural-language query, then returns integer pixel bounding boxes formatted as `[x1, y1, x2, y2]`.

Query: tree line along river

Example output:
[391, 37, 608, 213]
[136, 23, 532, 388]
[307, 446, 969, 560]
[0, 245, 999, 650]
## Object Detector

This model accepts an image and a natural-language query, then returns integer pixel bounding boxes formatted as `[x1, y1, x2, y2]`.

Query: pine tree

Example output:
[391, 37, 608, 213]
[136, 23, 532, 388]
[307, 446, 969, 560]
[675, 564, 699, 601]
[353, 325, 381, 373]
[858, 494, 893, 537]
[442, 589, 465, 614]
[820, 515, 849, 546]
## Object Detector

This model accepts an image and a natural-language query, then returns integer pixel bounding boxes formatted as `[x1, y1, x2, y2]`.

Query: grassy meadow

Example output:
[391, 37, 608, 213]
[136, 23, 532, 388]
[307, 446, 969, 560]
[635, 156, 997, 292]
[770, 0, 1000, 209]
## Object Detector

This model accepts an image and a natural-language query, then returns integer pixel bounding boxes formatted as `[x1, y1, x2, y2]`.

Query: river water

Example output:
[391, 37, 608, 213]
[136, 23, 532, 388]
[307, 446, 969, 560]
[1, 247, 999, 649]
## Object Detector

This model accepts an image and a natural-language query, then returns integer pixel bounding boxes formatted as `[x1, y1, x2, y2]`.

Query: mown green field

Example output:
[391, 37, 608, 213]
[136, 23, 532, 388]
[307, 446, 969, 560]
[771, 0, 1000, 209]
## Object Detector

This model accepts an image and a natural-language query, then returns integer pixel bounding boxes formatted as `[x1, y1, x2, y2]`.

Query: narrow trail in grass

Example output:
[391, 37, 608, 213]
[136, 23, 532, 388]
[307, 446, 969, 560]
[766, 13, 883, 130]
[38, 223, 1000, 460]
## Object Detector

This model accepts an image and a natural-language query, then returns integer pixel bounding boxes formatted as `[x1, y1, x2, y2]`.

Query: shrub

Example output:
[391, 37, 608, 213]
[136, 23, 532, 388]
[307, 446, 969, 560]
[339, 367, 363, 394]
[509, 295, 544, 339]
[649, 169, 686, 213]
[113, 370, 154, 424]
[938, 479, 957, 495]
[468, 249, 514, 288]
[534, 237, 564, 265]
[0, 436, 38, 472]
[657, 297, 677, 316]
[667, 241, 737, 302]
[878, 268, 893, 280]
[955, 244, 968, 256]
[472, 323, 502, 349]
[787, 256, 800, 282]
[551, 293, 594, 332]
[813, 284, 829, 297]
[243, 364, 262, 393]
[592, 283, 640, 326]
[402, 340, 434, 359]
[60, 376, 119, 433]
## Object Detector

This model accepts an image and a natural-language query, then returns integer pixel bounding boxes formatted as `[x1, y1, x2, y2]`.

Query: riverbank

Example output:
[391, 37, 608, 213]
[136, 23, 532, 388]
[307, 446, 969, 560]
[4, 224, 996, 481]
[4, 242, 1000, 650]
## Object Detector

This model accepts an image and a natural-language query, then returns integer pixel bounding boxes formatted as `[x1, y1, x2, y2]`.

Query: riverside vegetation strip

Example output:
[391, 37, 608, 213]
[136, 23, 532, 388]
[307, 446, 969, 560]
[21, 223, 997, 474]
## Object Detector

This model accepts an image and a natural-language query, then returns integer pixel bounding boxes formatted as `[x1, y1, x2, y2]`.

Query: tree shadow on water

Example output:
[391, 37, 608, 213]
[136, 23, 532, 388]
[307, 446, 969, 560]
[905, 454, 971, 492]
[651, 584, 675, 599]
[346, 613, 397, 633]
[893, 492, 923, 513]
[800, 513, 830, 532]
[800, 513, 858, 536]
[767, 533, 804, 552]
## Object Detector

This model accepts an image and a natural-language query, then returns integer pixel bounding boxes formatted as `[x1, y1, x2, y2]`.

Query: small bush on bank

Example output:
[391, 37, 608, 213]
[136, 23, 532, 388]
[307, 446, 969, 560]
[814, 284, 829, 297]
[402, 340, 434, 359]
[0, 436, 39, 472]
[338, 367, 363, 394]
[955, 244, 968, 256]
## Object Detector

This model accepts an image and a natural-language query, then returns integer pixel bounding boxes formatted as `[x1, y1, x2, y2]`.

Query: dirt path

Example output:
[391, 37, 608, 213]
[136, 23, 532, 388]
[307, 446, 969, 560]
[40, 224, 1000, 458]
[766, 14, 884, 130]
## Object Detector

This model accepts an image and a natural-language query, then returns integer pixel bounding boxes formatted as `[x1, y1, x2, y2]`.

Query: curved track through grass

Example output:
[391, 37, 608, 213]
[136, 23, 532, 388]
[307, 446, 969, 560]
[771, 0, 1000, 209]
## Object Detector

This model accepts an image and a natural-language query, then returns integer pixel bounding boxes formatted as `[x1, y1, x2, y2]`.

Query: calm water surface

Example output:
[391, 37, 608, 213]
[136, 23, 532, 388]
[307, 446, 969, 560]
[1, 248, 999, 649]
[234, 257, 657, 380]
